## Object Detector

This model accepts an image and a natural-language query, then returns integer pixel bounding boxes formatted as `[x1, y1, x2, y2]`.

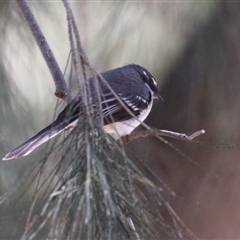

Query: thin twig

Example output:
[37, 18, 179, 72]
[62, 0, 95, 134]
[121, 129, 205, 143]
[62, 0, 83, 90]
[16, 0, 71, 102]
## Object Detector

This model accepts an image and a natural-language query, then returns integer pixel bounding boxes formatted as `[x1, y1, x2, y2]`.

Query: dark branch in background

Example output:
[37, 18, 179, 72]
[16, 0, 71, 102]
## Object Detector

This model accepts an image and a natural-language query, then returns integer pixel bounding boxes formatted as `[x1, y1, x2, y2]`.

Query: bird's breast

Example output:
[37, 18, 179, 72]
[103, 99, 153, 139]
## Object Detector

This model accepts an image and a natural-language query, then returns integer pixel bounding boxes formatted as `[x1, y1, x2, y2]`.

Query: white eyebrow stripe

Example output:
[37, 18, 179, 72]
[151, 77, 157, 86]
[143, 71, 148, 78]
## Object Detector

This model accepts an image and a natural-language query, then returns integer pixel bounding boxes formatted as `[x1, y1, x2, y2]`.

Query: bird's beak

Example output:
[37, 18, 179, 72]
[154, 92, 164, 102]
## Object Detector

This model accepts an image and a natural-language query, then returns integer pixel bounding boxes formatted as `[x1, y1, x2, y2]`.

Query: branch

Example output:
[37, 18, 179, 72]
[16, 0, 71, 102]
[62, 0, 105, 129]
[121, 129, 205, 143]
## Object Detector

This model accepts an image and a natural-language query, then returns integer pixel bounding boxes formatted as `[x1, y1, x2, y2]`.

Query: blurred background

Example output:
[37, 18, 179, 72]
[1, 1, 240, 239]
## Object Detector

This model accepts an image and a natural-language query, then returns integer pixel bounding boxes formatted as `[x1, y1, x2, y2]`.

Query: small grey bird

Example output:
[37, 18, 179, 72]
[3, 64, 163, 160]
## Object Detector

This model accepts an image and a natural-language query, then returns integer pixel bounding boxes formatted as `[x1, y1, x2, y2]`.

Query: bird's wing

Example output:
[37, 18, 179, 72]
[102, 92, 149, 124]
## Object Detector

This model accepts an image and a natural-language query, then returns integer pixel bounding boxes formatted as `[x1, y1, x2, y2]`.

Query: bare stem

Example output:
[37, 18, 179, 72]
[121, 129, 206, 143]
[16, 0, 71, 102]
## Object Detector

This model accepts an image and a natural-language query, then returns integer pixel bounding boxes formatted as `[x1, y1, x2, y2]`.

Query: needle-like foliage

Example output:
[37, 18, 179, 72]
[20, 113, 193, 239]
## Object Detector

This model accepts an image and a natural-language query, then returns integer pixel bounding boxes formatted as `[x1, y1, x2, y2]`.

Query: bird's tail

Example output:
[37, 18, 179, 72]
[3, 122, 65, 160]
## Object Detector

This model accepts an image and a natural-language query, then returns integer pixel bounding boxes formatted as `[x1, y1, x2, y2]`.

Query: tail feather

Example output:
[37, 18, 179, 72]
[3, 98, 81, 160]
[3, 124, 64, 160]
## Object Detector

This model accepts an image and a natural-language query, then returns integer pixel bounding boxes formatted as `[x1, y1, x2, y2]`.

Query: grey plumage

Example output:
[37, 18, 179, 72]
[3, 64, 162, 160]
